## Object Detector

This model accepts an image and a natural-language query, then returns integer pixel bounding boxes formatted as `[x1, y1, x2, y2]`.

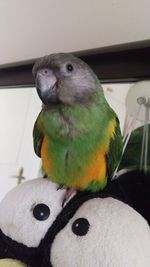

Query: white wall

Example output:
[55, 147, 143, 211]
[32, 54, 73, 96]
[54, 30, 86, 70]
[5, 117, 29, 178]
[0, 0, 150, 65]
[0, 88, 41, 200]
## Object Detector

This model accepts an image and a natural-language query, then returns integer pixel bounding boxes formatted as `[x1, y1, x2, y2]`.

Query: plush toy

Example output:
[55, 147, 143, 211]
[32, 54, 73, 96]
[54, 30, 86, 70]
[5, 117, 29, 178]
[0, 259, 26, 267]
[109, 170, 150, 225]
[0, 178, 66, 267]
[45, 194, 150, 267]
[0, 172, 150, 267]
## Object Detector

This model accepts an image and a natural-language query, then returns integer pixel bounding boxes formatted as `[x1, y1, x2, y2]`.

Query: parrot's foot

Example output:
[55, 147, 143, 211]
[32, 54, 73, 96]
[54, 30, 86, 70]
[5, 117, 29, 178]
[57, 185, 64, 190]
[62, 188, 77, 208]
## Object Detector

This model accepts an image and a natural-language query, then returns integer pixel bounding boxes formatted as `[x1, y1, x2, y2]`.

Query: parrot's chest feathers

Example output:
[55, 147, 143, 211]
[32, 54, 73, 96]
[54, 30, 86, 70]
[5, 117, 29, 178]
[40, 105, 118, 190]
[42, 103, 108, 163]
[43, 106, 81, 139]
[41, 130, 109, 190]
[58, 110, 78, 138]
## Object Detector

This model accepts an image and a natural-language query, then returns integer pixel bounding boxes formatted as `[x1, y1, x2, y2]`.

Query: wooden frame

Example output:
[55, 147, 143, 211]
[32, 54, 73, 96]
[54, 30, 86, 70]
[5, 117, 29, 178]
[0, 40, 150, 87]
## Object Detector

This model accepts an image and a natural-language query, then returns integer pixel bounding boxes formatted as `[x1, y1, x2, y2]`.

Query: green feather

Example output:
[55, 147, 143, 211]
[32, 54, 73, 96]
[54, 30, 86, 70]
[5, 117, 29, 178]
[107, 117, 122, 176]
[33, 112, 44, 157]
[33, 89, 122, 189]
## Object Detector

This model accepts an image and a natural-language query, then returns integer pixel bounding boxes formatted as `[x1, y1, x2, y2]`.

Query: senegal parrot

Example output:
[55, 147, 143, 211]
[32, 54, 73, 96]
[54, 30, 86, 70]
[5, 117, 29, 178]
[32, 53, 123, 196]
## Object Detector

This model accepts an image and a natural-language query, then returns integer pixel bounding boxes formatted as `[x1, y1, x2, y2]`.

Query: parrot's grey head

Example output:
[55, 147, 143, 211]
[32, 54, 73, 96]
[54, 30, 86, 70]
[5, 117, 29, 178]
[32, 53, 101, 106]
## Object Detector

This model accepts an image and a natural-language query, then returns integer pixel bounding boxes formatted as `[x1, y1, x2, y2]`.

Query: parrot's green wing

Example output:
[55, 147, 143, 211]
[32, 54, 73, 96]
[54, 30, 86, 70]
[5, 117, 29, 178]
[33, 112, 44, 158]
[119, 124, 150, 171]
[107, 117, 123, 177]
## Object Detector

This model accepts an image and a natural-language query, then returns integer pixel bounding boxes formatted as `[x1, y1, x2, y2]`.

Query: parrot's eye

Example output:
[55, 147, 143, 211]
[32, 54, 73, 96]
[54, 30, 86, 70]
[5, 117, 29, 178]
[33, 203, 50, 221]
[72, 218, 90, 236]
[66, 64, 74, 72]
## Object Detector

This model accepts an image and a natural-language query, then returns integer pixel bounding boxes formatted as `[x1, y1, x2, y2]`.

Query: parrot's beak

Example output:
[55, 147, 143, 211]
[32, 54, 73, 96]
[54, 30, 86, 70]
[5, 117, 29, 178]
[35, 68, 59, 105]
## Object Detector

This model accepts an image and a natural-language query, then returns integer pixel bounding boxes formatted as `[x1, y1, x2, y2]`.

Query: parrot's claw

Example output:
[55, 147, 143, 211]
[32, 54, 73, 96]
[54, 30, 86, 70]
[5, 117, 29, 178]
[57, 185, 64, 191]
[62, 188, 76, 208]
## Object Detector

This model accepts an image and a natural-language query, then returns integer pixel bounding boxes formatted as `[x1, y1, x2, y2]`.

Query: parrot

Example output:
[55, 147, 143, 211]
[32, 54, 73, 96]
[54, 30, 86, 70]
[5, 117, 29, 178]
[32, 53, 123, 200]
[119, 124, 150, 172]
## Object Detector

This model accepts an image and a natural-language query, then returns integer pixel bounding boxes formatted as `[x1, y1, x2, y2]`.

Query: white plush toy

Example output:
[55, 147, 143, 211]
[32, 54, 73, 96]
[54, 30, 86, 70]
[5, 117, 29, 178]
[0, 175, 150, 267]
[48, 196, 150, 267]
[0, 178, 66, 267]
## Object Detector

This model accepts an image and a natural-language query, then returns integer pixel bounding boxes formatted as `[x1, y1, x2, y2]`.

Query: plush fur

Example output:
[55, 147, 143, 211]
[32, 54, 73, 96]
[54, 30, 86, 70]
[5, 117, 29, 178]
[46, 196, 150, 267]
[0, 178, 65, 247]
[0, 259, 26, 267]
[0, 178, 65, 267]
[108, 170, 150, 224]
[0, 171, 150, 267]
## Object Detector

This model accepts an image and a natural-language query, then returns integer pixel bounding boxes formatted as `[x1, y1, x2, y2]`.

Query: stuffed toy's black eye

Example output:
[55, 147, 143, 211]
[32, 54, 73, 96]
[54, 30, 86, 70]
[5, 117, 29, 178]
[72, 218, 90, 236]
[66, 64, 74, 72]
[33, 203, 50, 221]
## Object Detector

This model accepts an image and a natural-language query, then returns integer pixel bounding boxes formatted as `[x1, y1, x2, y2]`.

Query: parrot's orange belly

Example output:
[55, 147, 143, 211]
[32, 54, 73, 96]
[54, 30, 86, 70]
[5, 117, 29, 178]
[70, 149, 107, 189]
[41, 136, 107, 190]
[40, 118, 116, 191]
[41, 137, 52, 175]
